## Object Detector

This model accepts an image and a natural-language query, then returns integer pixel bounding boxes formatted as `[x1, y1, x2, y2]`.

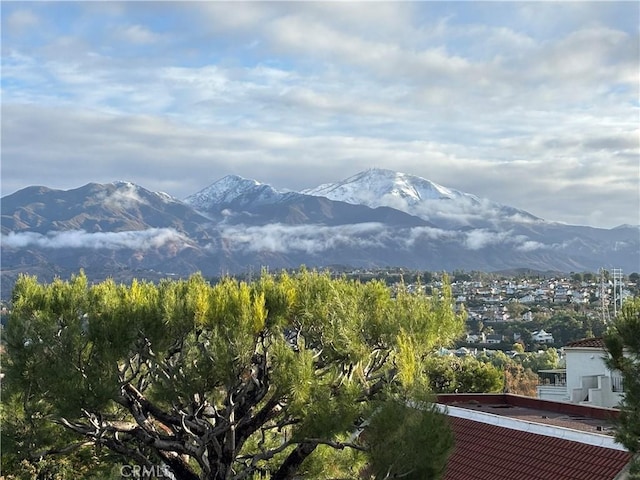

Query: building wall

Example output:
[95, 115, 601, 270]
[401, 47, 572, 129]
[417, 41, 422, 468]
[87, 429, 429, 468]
[565, 348, 608, 393]
[565, 347, 623, 408]
[537, 385, 569, 403]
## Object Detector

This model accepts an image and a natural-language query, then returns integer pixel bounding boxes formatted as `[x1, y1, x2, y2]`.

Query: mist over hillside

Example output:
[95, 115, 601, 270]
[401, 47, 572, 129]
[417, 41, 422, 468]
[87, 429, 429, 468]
[2, 169, 637, 298]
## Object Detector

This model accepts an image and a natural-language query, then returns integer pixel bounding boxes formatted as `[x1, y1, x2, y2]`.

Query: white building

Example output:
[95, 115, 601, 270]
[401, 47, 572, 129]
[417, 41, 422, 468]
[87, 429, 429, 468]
[537, 338, 624, 408]
[532, 329, 554, 344]
[519, 294, 536, 304]
[466, 332, 486, 343]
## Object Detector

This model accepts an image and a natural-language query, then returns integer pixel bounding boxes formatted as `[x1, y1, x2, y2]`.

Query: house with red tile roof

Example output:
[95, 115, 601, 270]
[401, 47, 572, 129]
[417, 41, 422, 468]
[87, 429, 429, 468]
[537, 337, 624, 408]
[437, 393, 634, 480]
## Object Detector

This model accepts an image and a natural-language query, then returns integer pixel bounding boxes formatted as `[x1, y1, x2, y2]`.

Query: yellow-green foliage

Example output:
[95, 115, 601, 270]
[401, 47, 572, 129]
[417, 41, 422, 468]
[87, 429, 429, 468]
[424, 355, 504, 394]
[365, 401, 454, 480]
[395, 329, 417, 389]
[3, 269, 464, 480]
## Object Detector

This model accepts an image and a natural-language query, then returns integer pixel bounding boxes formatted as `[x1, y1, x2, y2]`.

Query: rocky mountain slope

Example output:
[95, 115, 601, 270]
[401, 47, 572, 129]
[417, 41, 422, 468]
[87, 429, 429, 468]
[2, 170, 637, 297]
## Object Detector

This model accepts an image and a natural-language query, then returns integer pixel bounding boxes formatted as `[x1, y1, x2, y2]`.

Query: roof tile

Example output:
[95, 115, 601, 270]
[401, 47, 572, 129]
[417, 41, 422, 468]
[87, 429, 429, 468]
[443, 416, 632, 480]
[565, 337, 606, 348]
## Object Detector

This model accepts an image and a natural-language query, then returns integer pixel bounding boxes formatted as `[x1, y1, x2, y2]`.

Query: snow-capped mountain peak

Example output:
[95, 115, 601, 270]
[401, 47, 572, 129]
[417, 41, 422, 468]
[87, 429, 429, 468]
[185, 168, 541, 226]
[111, 181, 176, 202]
[184, 175, 282, 211]
[302, 168, 539, 227]
[303, 168, 472, 206]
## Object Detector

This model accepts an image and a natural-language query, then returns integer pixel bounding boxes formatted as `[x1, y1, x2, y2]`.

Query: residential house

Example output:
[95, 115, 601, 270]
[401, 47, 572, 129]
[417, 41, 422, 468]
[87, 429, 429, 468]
[465, 332, 486, 344]
[455, 347, 477, 357]
[532, 329, 554, 344]
[570, 289, 590, 304]
[537, 338, 624, 408]
[532, 288, 550, 303]
[485, 334, 504, 345]
[519, 293, 536, 304]
[554, 284, 570, 303]
[492, 306, 509, 322]
[521, 310, 534, 322]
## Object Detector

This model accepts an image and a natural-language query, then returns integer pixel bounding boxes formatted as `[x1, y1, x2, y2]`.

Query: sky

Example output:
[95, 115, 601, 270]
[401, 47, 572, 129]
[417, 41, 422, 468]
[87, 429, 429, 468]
[2, 1, 639, 229]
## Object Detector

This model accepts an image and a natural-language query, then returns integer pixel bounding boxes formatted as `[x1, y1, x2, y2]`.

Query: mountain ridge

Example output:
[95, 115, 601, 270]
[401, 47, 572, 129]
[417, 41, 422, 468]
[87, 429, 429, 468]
[303, 168, 472, 203]
[301, 168, 542, 228]
[2, 169, 638, 298]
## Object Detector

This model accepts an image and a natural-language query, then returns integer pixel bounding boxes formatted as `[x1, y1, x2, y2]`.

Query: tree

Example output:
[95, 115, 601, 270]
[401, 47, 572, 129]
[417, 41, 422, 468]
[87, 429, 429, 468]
[506, 302, 525, 320]
[521, 348, 559, 373]
[604, 296, 640, 476]
[424, 356, 504, 394]
[2, 270, 464, 480]
[504, 364, 538, 397]
[422, 271, 434, 285]
[542, 311, 585, 345]
[478, 352, 538, 397]
[451, 270, 471, 283]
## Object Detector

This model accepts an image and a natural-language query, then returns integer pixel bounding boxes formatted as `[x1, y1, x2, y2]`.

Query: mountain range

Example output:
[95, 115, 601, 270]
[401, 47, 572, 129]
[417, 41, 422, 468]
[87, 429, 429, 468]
[2, 168, 638, 297]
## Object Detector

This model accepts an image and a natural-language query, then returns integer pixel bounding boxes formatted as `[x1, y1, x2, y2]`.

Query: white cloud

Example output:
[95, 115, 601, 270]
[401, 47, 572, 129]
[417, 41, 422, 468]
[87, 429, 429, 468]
[0, 222, 576, 260]
[1, 229, 191, 251]
[464, 230, 511, 251]
[400, 227, 458, 248]
[462, 230, 552, 252]
[115, 25, 162, 45]
[5, 9, 39, 32]
[215, 223, 555, 256]
[96, 183, 147, 210]
[517, 240, 546, 252]
[219, 223, 389, 254]
[1, 2, 638, 229]
[529, 26, 637, 88]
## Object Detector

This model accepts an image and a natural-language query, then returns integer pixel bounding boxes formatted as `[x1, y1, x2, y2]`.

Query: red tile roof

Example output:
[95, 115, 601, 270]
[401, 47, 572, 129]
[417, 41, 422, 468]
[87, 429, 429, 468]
[565, 337, 606, 348]
[443, 415, 632, 480]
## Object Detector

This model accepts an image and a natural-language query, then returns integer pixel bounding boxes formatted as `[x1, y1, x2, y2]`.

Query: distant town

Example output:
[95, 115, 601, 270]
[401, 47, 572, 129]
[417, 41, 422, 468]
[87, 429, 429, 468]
[4, 268, 636, 353]
[320, 267, 638, 352]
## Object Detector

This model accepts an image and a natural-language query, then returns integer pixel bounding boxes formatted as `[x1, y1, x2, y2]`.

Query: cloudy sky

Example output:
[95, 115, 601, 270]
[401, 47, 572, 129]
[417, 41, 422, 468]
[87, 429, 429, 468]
[2, 1, 638, 228]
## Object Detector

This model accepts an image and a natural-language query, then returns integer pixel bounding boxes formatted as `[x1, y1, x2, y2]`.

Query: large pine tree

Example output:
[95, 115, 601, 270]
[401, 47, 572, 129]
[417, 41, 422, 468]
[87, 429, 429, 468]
[605, 296, 640, 477]
[2, 270, 464, 480]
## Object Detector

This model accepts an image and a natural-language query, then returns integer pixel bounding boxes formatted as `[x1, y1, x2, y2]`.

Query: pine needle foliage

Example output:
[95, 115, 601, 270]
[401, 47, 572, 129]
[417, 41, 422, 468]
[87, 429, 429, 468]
[604, 296, 640, 477]
[2, 269, 464, 480]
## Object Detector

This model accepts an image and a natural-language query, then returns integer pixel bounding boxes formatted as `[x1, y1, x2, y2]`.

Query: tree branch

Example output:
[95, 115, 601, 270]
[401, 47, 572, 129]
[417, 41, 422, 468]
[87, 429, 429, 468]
[119, 383, 207, 436]
[301, 438, 367, 452]
[270, 442, 318, 480]
[157, 450, 201, 480]
[235, 392, 282, 444]
[30, 440, 95, 461]
[232, 440, 294, 480]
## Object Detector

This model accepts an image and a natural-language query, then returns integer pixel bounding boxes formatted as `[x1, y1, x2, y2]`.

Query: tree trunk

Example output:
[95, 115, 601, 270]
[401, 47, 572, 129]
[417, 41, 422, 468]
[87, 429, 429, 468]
[271, 443, 317, 480]
[159, 452, 201, 480]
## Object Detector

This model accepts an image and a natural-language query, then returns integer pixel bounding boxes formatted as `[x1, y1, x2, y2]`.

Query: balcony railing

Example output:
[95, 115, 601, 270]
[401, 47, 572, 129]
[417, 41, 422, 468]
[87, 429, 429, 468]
[537, 369, 567, 387]
[612, 376, 624, 393]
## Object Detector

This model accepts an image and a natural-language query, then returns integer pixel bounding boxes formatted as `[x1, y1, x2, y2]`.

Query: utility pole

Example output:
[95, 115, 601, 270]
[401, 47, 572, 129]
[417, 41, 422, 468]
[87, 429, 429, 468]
[611, 268, 623, 318]
[600, 268, 610, 324]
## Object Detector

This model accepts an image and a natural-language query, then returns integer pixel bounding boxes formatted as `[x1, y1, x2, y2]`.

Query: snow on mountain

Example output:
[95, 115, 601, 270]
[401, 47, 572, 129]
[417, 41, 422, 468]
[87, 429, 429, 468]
[3, 174, 639, 290]
[303, 168, 541, 227]
[107, 181, 184, 206]
[184, 175, 284, 211]
[303, 168, 473, 204]
[185, 169, 542, 228]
